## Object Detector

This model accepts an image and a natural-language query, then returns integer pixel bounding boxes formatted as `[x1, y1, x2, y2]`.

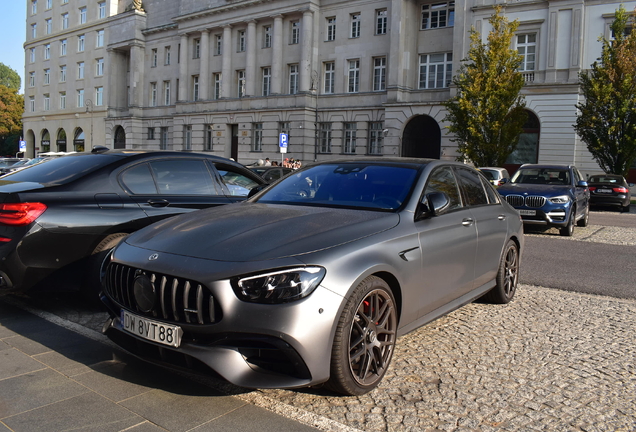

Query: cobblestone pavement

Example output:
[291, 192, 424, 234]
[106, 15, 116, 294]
[6, 220, 636, 432]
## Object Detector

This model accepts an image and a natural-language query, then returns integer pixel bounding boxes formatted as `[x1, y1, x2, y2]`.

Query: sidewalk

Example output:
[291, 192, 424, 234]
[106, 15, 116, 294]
[0, 298, 320, 432]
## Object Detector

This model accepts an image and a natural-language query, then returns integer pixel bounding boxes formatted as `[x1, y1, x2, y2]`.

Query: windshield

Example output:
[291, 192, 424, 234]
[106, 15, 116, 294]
[256, 163, 419, 211]
[0, 153, 122, 185]
[511, 168, 570, 185]
[588, 175, 621, 184]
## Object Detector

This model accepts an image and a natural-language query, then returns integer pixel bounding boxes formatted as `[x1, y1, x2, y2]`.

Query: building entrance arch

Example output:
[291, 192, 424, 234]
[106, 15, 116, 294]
[74, 128, 85, 152]
[56, 129, 67, 152]
[114, 126, 126, 149]
[401, 115, 441, 159]
[505, 110, 540, 175]
[41, 129, 51, 153]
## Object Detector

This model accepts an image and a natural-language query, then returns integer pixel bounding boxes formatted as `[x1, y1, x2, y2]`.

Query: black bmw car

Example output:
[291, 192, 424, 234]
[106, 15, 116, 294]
[0, 149, 265, 298]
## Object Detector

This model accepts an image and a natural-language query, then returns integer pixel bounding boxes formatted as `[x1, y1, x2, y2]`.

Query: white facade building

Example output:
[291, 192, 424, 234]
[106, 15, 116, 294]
[22, 0, 636, 177]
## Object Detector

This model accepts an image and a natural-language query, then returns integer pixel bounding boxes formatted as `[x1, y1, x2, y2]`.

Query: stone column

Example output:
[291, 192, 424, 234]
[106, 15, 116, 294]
[221, 25, 232, 98]
[245, 20, 257, 96]
[271, 15, 283, 95]
[129, 43, 145, 107]
[300, 10, 313, 92]
[178, 33, 189, 102]
[199, 29, 210, 100]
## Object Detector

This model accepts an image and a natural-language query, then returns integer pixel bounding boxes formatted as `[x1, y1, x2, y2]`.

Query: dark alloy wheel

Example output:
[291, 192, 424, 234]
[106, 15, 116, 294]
[327, 276, 397, 395]
[482, 239, 519, 304]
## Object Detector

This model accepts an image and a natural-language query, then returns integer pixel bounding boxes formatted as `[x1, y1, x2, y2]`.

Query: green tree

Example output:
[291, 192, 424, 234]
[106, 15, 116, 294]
[0, 84, 24, 155]
[0, 63, 21, 91]
[444, 6, 527, 167]
[574, 6, 636, 178]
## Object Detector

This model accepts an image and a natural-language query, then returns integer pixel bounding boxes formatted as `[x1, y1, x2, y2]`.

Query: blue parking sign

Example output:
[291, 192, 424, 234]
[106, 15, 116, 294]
[19, 140, 27, 152]
[279, 133, 288, 153]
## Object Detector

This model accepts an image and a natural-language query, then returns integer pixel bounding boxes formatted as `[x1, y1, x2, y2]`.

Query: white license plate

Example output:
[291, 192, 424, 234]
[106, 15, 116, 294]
[121, 310, 183, 348]
[598, 189, 613, 194]
[519, 209, 536, 216]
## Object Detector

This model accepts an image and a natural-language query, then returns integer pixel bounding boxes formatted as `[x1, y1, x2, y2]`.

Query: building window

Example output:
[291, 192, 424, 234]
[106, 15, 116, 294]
[29, 72, 35, 87]
[98, 1, 106, 19]
[290, 21, 300, 44]
[343, 123, 357, 154]
[60, 39, 67, 56]
[163, 81, 171, 105]
[95, 86, 103, 106]
[193, 38, 200, 59]
[31, 23, 37, 39]
[148, 127, 155, 140]
[44, 44, 50, 59]
[46, 0, 51, 9]
[215, 34, 222, 55]
[96, 30, 104, 48]
[237, 31, 246, 52]
[79, 7, 86, 24]
[43, 68, 50, 85]
[350, 13, 361, 38]
[376, 9, 388, 35]
[419, 53, 453, 89]
[323, 62, 335, 94]
[348, 59, 360, 93]
[289, 64, 299, 94]
[160, 127, 169, 150]
[43, 94, 50, 111]
[30, 48, 35, 63]
[78, 34, 85, 52]
[262, 67, 271, 96]
[373, 57, 387, 91]
[60, 91, 66, 109]
[29, 96, 35, 112]
[237, 70, 245, 98]
[62, 0, 68, 4]
[214, 73, 221, 99]
[263, 25, 272, 48]
[326, 17, 336, 41]
[150, 82, 157, 106]
[62, 13, 69, 29]
[77, 89, 84, 107]
[31, 0, 37, 15]
[183, 125, 192, 150]
[192, 75, 199, 101]
[164, 46, 171, 65]
[517, 33, 536, 71]
[279, 122, 291, 137]
[59, 65, 66, 82]
[319, 123, 332, 153]
[45, 18, 52, 35]
[252, 123, 263, 151]
[421, 2, 455, 29]
[368, 122, 384, 155]
[151, 48, 158, 67]
[77, 61, 84, 79]
[96, 58, 104, 76]
[205, 125, 213, 151]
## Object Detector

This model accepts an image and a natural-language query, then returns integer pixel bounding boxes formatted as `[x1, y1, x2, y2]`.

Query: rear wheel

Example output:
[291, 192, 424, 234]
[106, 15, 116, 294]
[622, 204, 631, 213]
[481, 239, 519, 304]
[560, 208, 575, 237]
[83, 233, 128, 304]
[326, 276, 397, 395]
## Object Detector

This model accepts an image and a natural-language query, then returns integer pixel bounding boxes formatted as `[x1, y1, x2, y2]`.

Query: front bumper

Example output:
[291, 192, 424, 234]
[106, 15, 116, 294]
[515, 207, 569, 227]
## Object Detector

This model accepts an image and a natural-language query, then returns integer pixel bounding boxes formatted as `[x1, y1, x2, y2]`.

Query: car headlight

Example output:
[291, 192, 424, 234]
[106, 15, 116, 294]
[232, 267, 326, 304]
[549, 195, 570, 204]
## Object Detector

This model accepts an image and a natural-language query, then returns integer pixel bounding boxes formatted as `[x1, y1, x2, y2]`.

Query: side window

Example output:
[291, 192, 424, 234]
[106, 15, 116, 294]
[262, 169, 282, 183]
[149, 160, 220, 195]
[215, 165, 260, 196]
[481, 176, 501, 204]
[455, 166, 489, 206]
[423, 166, 463, 211]
[121, 163, 158, 194]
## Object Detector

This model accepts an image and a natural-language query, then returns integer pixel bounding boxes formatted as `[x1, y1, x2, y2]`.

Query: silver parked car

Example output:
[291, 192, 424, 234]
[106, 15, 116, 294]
[100, 159, 524, 395]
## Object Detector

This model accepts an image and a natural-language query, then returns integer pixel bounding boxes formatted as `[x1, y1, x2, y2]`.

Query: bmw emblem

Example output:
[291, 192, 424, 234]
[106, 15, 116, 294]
[133, 274, 156, 313]
[148, 253, 159, 261]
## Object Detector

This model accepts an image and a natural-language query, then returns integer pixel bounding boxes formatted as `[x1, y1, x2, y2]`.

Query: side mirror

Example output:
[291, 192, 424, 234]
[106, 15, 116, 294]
[500, 178, 509, 185]
[416, 192, 451, 220]
[577, 180, 588, 188]
[247, 184, 268, 199]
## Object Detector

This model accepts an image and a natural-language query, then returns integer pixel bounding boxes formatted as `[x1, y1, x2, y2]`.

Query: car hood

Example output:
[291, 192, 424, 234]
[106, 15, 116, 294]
[497, 183, 573, 196]
[125, 202, 400, 262]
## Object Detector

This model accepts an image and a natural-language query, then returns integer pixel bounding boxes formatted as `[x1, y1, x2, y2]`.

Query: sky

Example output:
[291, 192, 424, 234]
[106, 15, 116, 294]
[0, 2, 27, 94]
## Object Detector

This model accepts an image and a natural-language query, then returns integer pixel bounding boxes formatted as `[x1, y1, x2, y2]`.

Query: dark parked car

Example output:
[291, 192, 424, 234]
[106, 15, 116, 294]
[248, 166, 294, 183]
[0, 150, 265, 297]
[587, 174, 632, 212]
[101, 158, 524, 395]
[497, 164, 589, 236]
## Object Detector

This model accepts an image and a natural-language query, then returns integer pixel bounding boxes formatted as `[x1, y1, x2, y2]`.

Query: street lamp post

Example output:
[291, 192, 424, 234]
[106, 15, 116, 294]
[85, 99, 93, 150]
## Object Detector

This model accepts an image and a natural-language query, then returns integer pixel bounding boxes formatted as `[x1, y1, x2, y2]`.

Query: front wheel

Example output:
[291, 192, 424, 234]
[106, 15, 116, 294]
[481, 239, 519, 304]
[577, 205, 589, 227]
[326, 276, 397, 395]
[560, 208, 575, 237]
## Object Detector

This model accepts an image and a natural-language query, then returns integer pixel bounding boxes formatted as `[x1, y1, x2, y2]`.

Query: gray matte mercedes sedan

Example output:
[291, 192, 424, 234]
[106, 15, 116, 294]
[100, 159, 524, 395]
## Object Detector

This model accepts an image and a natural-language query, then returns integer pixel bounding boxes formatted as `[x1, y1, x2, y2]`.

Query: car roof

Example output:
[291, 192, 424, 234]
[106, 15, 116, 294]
[519, 164, 574, 169]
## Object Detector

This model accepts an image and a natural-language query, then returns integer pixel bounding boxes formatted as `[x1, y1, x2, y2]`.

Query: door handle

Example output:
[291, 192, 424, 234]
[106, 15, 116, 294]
[147, 199, 170, 208]
[462, 218, 474, 226]
[498, 214, 506, 221]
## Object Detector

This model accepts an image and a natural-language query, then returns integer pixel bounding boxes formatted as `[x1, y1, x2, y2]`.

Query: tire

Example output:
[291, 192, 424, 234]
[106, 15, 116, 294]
[326, 276, 398, 396]
[481, 239, 519, 304]
[622, 204, 631, 213]
[560, 208, 575, 237]
[577, 205, 589, 227]
[83, 233, 128, 304]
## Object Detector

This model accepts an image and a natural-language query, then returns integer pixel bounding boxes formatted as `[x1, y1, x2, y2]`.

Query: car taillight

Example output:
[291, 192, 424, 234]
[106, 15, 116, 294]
[614, 187, 628, 193]
[588, 186, 596, 192]
[0, 203, 47, 226]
